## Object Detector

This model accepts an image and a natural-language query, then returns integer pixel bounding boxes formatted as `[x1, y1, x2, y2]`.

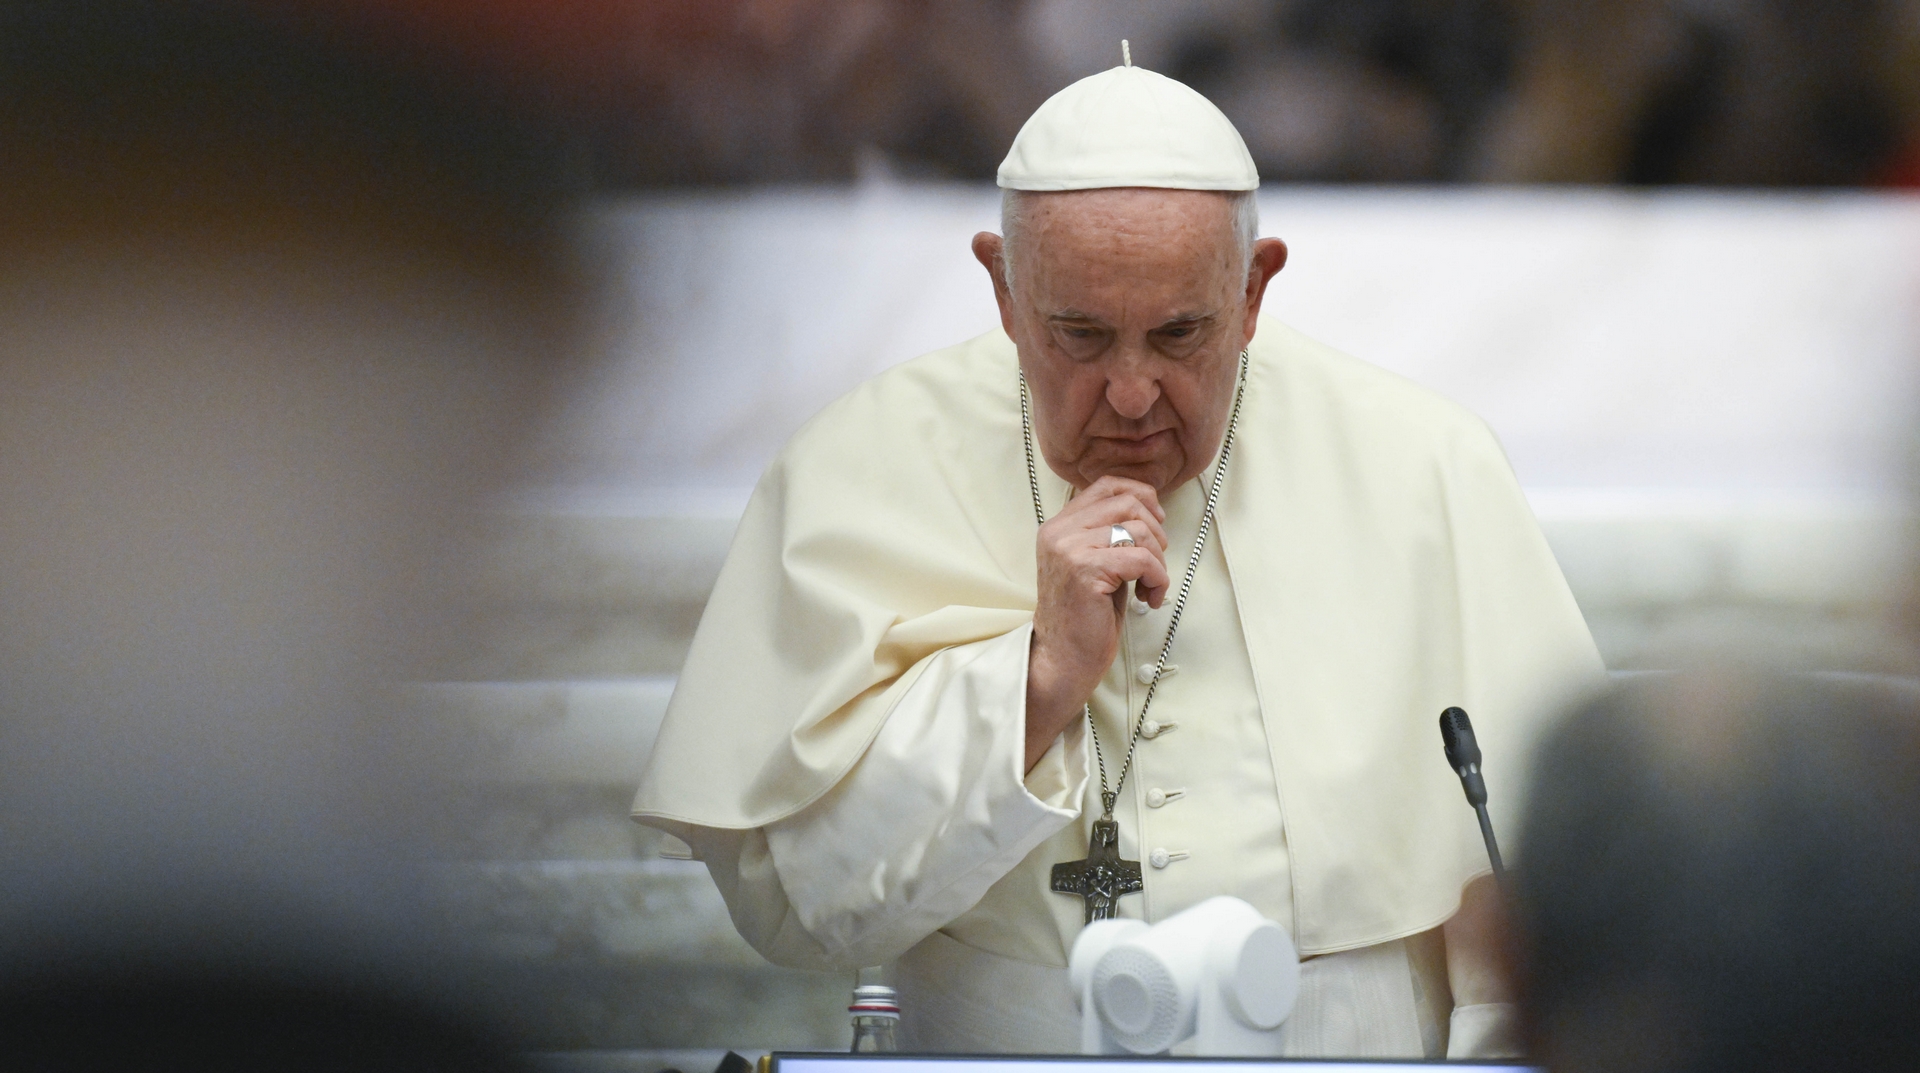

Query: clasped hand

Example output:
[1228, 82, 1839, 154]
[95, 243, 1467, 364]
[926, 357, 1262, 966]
[1024, 476, 1169, 771]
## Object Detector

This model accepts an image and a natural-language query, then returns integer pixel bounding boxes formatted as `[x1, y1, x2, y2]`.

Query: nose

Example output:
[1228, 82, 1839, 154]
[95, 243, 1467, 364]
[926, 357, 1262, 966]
[1105, 364, 1160, 421]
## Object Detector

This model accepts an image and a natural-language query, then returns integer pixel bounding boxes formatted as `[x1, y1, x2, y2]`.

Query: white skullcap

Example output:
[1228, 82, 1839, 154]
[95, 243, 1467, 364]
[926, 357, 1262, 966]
[997, 51, 1259, 192]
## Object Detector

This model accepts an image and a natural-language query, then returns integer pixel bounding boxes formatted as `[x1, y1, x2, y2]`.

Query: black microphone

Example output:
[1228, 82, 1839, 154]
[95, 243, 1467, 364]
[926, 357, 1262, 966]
[1439, 706, 1505, 882]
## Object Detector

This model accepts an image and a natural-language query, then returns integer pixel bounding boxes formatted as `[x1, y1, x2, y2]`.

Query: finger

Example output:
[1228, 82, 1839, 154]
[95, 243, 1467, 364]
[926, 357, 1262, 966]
[1129, 549, 1173, 599]
[1098, 519, 1170, 558]
[1043, 512, 1160, 555]
[1090, 546, 1170, 596]
[1057, 480, 1163, 528]
[1078, 476, 1166, 523]
[1047, 538, 1168, 592]
[1070, 496, 1169, 553]
[1041, 503, 1166, 557]
[1075, 475, 1166, 522]
[1136, 575, 1169, 608]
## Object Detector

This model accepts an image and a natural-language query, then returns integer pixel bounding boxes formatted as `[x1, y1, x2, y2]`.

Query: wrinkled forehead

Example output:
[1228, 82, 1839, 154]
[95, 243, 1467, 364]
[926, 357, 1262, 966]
[1019, 187, 1240, 246]
[1008, 189, 1245, 306]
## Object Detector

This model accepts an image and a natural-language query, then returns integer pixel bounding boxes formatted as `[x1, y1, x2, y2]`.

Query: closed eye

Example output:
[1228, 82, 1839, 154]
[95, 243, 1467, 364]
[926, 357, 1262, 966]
[1153, 319, 1211, 348]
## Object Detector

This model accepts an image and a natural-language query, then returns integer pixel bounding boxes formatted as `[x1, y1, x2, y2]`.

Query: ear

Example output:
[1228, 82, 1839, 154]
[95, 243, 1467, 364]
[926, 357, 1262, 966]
[1239, 238, 1288, 348]
[972, 231, 1017, 339]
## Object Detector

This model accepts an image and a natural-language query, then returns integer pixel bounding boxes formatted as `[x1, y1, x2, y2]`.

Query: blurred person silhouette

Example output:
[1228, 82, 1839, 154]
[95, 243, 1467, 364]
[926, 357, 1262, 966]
[0, 0, 604, 1065]
[1028, 0, 1919, 185]
[1478, 0, 1920, 185]
[587, 0, 1043, 184]
[1512, 671, 1920, 1073]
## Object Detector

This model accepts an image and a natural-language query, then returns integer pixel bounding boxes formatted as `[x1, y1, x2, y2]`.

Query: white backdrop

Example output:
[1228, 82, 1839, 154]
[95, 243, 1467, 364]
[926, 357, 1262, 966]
[536, 184, 1920, 509]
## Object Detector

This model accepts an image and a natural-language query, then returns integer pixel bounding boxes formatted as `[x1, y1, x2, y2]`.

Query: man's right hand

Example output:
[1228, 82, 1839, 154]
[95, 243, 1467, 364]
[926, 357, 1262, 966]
[1025, 476, 1169, 772]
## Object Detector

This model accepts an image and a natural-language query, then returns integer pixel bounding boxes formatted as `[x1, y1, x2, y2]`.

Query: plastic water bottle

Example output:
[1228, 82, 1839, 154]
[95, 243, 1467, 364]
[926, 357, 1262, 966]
[848, 984, 900, 1052]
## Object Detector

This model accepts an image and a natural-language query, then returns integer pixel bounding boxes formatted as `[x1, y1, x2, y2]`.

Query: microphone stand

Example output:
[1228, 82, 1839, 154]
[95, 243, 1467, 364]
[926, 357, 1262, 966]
[1439, 706, 1506, 885]
[1473, 799, 1505, 881]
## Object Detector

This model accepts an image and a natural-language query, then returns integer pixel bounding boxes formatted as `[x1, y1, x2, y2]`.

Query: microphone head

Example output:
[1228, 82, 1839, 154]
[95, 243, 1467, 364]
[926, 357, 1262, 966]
[1439, 706, 1481, 770]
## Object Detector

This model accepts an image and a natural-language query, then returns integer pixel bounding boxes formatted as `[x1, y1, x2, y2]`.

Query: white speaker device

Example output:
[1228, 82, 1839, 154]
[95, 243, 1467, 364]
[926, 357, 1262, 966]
[1068, 895, 1300, 1056]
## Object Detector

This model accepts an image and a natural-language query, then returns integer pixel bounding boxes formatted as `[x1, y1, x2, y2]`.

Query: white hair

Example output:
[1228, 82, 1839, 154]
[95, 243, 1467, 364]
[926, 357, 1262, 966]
[998, 187, 1259, 293]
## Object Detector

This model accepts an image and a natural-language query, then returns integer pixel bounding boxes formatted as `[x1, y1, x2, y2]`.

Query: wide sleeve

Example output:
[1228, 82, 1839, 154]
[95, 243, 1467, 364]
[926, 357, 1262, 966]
[678, 624, 1089, 971]
[1436, 419, 1596, 1058]
[1438, 416, 1608, 848]
[1447, 1003, 1522, 1059]
[1227, 329, 1607, 954]
[632, 333, 1042, 833]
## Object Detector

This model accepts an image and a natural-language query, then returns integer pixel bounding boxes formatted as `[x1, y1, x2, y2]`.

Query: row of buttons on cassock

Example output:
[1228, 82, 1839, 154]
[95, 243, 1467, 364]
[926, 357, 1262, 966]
[1131, 594, 1190, 871]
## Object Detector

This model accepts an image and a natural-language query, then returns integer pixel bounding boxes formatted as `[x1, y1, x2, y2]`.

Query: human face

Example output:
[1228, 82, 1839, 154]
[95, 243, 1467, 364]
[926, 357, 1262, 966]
[973, 188, 1286, 495]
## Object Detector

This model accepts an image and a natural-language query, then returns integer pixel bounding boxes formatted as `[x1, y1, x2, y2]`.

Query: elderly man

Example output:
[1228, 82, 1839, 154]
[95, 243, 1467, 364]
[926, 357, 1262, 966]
[634, 57, 1602, 1057]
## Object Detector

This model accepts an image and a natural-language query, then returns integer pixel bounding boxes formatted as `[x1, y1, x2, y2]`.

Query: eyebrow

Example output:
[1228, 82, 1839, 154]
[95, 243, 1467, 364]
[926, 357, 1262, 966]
[1159, 310, 1219, 326]
[1045, 309, 1220, 327]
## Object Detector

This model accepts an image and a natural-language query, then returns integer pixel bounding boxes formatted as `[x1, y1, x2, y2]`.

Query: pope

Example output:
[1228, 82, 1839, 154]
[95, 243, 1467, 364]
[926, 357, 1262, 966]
[633, 52, 1604, 1058]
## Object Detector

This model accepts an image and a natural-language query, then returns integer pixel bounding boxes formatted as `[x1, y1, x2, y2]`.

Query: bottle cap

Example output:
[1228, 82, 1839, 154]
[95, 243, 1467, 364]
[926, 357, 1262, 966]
[849, 984, 900, 1019]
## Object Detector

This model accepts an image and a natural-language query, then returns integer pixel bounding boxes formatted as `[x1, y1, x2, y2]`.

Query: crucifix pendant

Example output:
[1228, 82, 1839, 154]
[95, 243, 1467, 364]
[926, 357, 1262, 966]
[1050, 817, 1143, 923]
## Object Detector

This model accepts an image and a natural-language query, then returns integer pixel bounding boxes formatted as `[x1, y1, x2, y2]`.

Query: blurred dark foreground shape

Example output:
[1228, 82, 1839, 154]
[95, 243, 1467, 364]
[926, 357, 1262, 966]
[0, 0, 609, 1064]
[1515, 671, 1920, 1073]
[0, 969, 525, 1073]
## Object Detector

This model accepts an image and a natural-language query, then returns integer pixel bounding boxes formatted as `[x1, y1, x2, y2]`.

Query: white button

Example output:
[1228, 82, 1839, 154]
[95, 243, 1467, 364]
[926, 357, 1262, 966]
[1145, 788, 1183, 808]
[1148, 848, 1187, 869]
[1129, 597, 1151, 616]
[1135, 662, 1178, 685]
[1140, 719, 1177, 739]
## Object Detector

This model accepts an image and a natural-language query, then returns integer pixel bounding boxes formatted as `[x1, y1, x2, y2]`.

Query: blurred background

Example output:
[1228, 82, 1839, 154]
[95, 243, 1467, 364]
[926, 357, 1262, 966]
[4, 0, 1920, 1068]
[538, 0, 1920, 188]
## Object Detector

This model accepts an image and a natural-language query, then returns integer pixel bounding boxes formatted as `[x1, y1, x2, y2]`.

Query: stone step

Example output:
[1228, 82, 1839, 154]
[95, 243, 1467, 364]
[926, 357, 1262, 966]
[405, 678, 675, 789]
[484, 960, 849, 1052]
[430, 862, 850, 1051]
[433, 860, 760, 968]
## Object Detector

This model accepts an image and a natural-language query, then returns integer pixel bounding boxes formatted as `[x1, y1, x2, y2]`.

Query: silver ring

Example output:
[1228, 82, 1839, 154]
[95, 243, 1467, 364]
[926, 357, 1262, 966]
[1108, 524, 1136, 548]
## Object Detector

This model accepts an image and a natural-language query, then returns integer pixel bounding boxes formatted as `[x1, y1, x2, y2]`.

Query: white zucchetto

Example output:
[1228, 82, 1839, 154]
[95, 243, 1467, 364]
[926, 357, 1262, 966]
[996, 52, 1259, 192]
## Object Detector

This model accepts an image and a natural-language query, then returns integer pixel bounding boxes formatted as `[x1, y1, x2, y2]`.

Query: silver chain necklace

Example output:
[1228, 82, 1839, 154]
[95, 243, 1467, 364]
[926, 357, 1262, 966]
[1019, 350, 1249, 822]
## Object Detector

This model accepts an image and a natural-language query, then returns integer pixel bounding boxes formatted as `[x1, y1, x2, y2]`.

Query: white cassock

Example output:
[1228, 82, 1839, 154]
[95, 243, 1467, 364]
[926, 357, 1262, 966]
[632, 320, 1605, 1058]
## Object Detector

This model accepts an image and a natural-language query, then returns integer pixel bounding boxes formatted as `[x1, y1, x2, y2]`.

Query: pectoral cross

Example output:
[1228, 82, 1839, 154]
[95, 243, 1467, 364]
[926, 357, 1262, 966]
[1051, 817, 1143, 922]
